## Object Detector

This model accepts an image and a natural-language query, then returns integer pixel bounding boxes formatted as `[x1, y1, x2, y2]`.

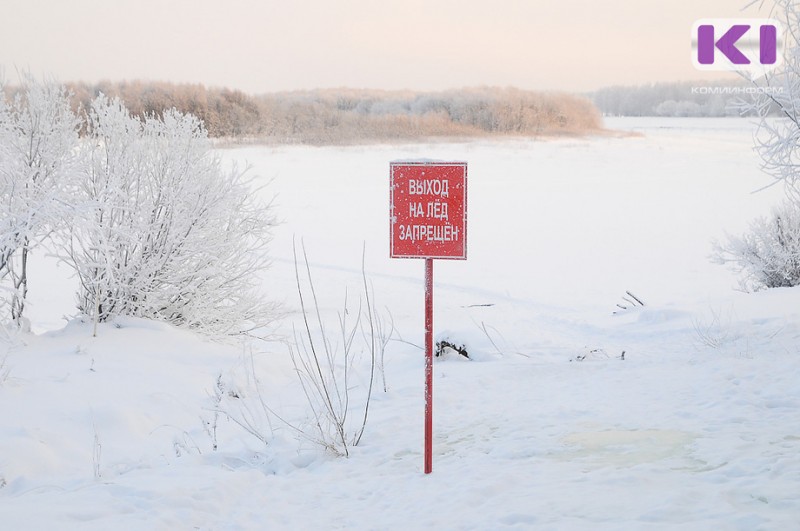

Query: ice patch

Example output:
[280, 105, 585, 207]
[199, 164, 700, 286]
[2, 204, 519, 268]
[557, 429, 695, 468]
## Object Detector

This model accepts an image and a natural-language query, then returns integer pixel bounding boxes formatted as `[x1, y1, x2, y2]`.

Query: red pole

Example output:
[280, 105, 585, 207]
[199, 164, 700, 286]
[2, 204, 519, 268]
[424, 258, 434, 474]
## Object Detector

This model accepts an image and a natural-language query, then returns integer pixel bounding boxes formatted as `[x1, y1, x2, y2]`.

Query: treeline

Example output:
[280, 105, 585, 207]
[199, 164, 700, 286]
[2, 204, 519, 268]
[56, 82, 602, 143]
[256, 88, 603, 143]
[591, 80, 780, 117]
[65, 81, 261, 138]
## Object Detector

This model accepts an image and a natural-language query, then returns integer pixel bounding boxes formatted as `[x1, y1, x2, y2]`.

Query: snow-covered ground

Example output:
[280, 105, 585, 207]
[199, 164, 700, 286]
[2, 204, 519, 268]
[2, 117, 799, 529]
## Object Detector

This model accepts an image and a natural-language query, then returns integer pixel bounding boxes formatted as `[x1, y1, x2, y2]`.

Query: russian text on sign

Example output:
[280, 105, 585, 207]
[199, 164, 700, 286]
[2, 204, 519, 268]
[409, 179, 449, 198]
[398, 224, 460, 243]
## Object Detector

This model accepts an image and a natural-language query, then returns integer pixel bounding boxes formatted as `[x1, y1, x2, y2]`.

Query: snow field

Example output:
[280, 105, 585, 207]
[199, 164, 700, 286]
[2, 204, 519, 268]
[2, 117, 799, 529]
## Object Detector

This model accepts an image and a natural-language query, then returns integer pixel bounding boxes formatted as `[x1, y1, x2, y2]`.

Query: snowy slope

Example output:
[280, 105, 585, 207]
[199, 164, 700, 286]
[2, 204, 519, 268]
[2, 117, 799, 529]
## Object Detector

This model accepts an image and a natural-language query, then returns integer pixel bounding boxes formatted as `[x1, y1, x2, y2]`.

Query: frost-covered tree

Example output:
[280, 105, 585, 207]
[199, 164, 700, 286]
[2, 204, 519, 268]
[0, 76, 81, 325]
[713, 2, 800, 289]
[62, 94, 275, 336]
[745, 0, 800, 199]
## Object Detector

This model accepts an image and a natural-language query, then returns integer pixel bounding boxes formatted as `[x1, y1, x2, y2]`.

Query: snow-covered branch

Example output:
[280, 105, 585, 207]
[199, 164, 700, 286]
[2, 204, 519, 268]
[743, 1, 800, 199]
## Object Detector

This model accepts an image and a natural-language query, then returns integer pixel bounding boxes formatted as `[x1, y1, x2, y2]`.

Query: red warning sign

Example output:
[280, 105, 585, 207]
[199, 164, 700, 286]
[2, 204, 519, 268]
[390, 161, 467, 259]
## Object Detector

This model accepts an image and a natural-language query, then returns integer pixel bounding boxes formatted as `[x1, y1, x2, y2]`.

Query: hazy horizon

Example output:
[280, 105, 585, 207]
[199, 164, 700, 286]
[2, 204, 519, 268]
[0, 0, 771, 95]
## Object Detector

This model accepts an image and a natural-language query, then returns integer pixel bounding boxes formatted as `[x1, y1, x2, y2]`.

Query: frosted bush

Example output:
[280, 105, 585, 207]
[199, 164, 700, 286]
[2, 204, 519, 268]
[712, 201, 800, 290]
[61, 95, 276, 336]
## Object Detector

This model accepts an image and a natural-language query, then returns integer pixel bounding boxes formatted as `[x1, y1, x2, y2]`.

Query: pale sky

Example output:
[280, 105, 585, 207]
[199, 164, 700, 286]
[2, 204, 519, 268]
[0, 0, 771, 94]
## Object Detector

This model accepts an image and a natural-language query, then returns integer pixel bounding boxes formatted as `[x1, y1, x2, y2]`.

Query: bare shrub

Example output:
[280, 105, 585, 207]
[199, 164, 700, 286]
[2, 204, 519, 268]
[288, 241, 376, 456]
[692, 308, 741, 350]
[210, 245, 389, 458]
[372, 304, 394, 393]
[0, 356, 10, 386]
[209, 351, 274, 451]
[92, 420, 102, 479]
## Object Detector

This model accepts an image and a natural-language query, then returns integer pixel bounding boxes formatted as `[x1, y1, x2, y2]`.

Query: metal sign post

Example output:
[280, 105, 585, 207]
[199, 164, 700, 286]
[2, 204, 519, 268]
[424, 257, 433, 474]
[390, 161, 467, 474]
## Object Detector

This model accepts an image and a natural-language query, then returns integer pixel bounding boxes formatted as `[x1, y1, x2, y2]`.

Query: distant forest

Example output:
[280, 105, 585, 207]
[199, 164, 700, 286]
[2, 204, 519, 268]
[590, 79, 780, 117]
[15, 78, 773, 140]
[9, 81, 603, 144]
